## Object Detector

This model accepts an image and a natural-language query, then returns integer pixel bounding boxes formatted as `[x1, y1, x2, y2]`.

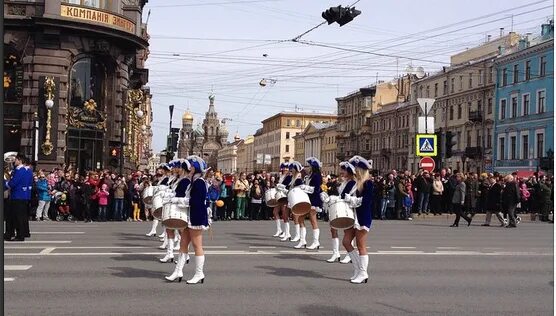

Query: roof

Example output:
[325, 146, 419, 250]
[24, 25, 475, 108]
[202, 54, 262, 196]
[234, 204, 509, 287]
[311, 122, 334, 130]
[261, 111, 336, 124]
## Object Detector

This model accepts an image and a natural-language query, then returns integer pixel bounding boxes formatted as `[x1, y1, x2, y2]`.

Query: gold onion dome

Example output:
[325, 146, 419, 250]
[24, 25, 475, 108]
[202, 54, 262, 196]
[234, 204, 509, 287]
[182, 111, 193, 121]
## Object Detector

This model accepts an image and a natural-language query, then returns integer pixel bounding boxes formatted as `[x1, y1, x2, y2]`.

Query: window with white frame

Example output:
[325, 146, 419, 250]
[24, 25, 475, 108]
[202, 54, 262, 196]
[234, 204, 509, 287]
[500, 99, 506, 120]
[513, 64, 519, 84]
[510, 136, 517, 160]
[522, 134, 529, 160]
[537, 90, 546, 113]
[499, 136, 505, 160]
[522, 94, 530, 116]
[511, 96, 518, 118]
[536, 132, 544, 158]
[540, 56, 547, 77]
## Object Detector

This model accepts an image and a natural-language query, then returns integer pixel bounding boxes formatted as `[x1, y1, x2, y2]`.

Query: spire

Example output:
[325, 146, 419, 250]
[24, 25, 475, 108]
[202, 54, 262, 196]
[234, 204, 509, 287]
[208, 94, 216, 114]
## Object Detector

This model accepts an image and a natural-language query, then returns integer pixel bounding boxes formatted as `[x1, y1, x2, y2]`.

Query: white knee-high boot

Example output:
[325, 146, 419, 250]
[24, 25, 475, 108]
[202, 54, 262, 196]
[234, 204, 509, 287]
[294, 227, 307, 248]
[307, 228, 320, 250]
[347, 250, 360, 280]
[351, 255, 369, 284]
[158, 230, 166, 239]
[160, 239, 175, 263]
[278, 220, 286, 238]
[186, 255, 205, 284]
[146, 219, 159, 236]
[273, 219, 282, 237]
[326, 238, 340, 262]
[280, 222, 291, 241]
[291, 224, 301, 242]
[174, 231, 181, 250]
[159, 234, 168, 249]
[165, 252, 186, 282]
[341, 239, 355, 263]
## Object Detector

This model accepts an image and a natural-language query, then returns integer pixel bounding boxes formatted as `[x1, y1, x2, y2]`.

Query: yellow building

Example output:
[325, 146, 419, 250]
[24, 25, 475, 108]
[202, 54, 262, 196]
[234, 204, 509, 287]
[236, 135, 254, 174]
[254, 112, 337, 171]
[293, 122, 339, 175]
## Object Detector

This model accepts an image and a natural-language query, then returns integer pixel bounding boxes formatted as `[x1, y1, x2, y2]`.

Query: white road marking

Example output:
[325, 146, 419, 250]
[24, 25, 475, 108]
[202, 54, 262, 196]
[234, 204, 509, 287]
[4, 278, 15, 282]
[3, 251, 551, 257]
[249, 246, 276, 249]
[378, 251, 425, 254]
[39, 247, 56, 254]
[4, 241, 72, 244]
[4, 265, 32, 271]
[390, 247, 416, 249]
[32, 232, 84, 234]
[436, 247, 461, 249]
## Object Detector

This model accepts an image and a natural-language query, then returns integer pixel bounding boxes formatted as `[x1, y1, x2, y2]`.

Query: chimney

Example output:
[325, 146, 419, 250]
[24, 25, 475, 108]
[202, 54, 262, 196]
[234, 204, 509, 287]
[487, 34, 492, 42]
[499, 27, 504, 37]
[541, 20, 554, 39]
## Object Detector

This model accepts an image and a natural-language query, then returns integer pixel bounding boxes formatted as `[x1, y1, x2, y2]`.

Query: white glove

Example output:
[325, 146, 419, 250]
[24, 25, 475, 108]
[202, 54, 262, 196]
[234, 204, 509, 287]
[162, 197, 172, 205]
[276, 184, 286, 191]
[164, 191, 175, 199]
[320, 192, 330, 203]
[171, 197, 190, 208]
[344, 195, 362, 208]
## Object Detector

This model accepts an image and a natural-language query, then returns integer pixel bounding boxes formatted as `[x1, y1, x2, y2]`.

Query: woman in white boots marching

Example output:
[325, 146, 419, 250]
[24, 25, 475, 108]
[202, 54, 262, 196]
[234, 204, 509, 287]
[146, 164, 168, 237]
[300, 157, 323, 250]
[273, 162, 291, 239]
[286, 161, 306, 249]
[323, 161, 357, 263]
[342, 155, 374, 284]
[159, 160, 181, 263]
[165, 160, 192, 282]
[182, 155, 210, 284]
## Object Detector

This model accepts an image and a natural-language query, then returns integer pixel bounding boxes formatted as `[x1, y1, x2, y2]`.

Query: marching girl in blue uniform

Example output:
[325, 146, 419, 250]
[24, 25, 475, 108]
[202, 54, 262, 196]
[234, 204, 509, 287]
[301, 157, 323, 250]
[159, 160, 182, 263]
[343, 155, 374, 284]
[273, 163, 291, 239]
[322, 161, 357, 263]
[146, 164, 170, 238]
[181, 155, 210, 284]
[156, 164, 171, 242]
[286, 161, 307, 248]
[165, 160, 192, 282]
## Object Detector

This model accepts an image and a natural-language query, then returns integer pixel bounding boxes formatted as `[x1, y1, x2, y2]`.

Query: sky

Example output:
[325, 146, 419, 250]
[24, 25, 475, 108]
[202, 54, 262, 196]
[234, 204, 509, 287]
[143, 0, 553, 152]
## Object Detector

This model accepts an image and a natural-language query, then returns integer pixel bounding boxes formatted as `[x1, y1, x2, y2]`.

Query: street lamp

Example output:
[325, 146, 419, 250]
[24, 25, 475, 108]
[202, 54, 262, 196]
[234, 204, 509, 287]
[41, 77, 56, 156]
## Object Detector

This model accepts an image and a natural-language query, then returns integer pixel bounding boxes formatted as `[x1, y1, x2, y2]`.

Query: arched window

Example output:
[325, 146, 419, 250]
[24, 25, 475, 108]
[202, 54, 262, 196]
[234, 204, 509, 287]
[69, 57, 106, 109]
[210, 127, 214, 135]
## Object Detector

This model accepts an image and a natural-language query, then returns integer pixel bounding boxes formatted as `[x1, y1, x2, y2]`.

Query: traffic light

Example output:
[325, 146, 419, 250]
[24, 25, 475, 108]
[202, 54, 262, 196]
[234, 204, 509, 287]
[322, 5, 360, 26]
[322, 6, 341, 24]
[445, 131, 457, 159]
[337, 7, 361, 26]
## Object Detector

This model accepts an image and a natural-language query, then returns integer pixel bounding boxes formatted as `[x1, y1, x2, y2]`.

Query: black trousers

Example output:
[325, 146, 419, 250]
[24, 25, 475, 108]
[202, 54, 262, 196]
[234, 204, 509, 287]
[452, 203, 471, 226]
[6, 200, 29, 239]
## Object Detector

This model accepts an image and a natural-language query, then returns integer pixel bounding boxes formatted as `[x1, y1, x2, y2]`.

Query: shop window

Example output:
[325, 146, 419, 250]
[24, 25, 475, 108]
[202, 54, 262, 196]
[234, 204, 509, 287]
[63, 0, 111, 10]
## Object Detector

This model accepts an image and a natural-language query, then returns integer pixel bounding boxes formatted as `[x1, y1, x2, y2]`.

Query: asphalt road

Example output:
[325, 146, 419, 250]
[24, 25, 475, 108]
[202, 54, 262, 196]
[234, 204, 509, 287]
[4, 216, 554, 316]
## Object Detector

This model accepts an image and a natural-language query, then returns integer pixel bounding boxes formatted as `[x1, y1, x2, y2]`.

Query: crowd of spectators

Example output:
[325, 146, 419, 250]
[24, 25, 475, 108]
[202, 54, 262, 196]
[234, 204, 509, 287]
[18, 166, 556, 226]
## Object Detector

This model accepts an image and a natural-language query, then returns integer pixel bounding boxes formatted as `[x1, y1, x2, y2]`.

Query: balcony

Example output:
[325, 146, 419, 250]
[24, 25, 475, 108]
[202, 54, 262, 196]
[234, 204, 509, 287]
[465, 147, 483, 159]
[468, 111, 483, 122]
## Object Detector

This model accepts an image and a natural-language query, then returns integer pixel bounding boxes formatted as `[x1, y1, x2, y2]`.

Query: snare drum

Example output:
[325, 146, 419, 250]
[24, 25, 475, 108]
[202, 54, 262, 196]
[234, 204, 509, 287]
[151, 193, 164, 220]
[142, 185, 155, 204]
[275, 190, 287, 205]
[265, 188, 278, 207]
[287, 187, 311, 216]
[328, 199, 355, 230]
[162, 203, 188, 229]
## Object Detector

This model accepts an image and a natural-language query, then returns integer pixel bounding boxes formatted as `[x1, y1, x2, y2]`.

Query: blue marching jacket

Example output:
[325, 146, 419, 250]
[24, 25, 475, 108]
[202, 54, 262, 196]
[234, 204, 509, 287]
[355, 180, 374, 229]
[281, 175, 293, 189]
[340, 180, 356, 199]
[8, 166, 33, 200]
[189, 177, 209, 229]
[307, 173, 323, 208]
[174, 177, 191, 198]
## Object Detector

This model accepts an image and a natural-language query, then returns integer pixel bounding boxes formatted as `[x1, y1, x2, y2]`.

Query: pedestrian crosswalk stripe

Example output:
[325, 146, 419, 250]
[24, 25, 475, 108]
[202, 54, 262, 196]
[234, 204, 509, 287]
[4, 278, 15, 282]
[4, 265, 32, 271]
[3, 240, 72, 244]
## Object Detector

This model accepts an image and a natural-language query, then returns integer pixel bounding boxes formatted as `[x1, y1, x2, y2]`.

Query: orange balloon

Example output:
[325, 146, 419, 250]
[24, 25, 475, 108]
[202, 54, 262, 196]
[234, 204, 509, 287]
[216, 200, 224, 207]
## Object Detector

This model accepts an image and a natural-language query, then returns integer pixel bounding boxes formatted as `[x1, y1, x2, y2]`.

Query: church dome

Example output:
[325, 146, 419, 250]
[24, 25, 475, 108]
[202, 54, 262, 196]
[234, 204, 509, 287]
[182, 111, 193, 121]
[234, 133, 241, 142]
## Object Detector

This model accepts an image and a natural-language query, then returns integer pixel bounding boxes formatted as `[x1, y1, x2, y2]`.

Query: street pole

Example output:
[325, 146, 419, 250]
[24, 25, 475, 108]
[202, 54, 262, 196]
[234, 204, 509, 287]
[168, 104, 174, 162]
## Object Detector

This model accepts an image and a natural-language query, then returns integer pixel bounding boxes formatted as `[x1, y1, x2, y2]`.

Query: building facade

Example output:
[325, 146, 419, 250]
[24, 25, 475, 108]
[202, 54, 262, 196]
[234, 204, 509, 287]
[493, 22, 554, 174]
[236, 135, 254, 174]
[293, 122, 338, 175]
[4, 0, 152, 172]
[408, 33, 520, 173]
[177, 95, 229, 168]
[254, 112, 336, 171]
[336, 81, 399, 162]
[217, 134, 241, 174]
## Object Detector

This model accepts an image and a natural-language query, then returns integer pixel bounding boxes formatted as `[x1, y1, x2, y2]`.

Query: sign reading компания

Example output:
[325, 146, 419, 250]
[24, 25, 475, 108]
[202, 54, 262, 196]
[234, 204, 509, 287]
[61, 4, 135, 34]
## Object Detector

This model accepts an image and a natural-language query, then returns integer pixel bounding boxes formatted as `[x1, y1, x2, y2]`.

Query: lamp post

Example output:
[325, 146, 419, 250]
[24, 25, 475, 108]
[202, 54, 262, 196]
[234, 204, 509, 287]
[32, 112, 38, 162]
[167, 105, 175, 162]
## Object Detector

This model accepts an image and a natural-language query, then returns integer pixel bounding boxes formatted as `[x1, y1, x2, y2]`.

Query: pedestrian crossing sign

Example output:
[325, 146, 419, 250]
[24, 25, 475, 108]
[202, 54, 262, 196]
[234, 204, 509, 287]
[416, 134, 437, 157]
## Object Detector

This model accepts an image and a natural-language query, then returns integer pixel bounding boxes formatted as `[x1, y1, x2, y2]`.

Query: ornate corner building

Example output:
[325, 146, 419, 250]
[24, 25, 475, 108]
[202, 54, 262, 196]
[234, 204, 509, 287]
[178, 95, 229, 168]
[4, 0, 152, 172]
